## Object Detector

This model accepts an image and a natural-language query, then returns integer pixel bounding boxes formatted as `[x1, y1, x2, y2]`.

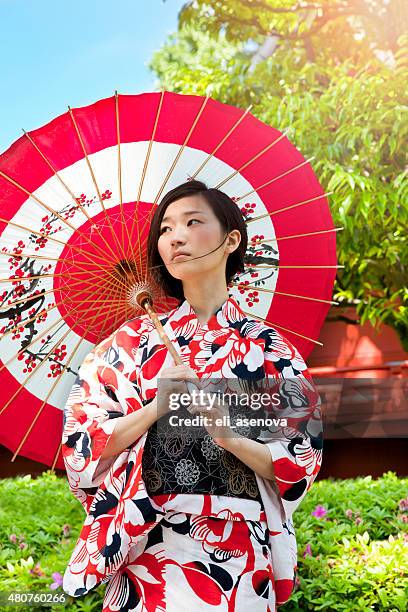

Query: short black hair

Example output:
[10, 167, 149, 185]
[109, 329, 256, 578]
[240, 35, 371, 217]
[147, 180, 248, 300]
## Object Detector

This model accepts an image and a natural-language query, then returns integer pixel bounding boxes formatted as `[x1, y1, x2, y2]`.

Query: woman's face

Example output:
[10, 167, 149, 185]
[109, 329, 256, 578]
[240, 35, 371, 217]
[157, 195, 230, 282]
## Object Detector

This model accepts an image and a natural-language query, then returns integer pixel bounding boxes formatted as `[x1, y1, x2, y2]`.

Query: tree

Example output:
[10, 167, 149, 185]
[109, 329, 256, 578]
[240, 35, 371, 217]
[178, 0, 408, 62]
[151, 1, 408, 348]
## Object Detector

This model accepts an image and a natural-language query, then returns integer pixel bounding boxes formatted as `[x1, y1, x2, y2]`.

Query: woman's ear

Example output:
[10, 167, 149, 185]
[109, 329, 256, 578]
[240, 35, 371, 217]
[226, 229, 241, 254]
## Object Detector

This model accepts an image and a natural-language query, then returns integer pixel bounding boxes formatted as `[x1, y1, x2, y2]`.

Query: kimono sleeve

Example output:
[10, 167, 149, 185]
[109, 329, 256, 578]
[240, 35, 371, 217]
[261, 329, 323, 519]
[62, 323, 145, 493]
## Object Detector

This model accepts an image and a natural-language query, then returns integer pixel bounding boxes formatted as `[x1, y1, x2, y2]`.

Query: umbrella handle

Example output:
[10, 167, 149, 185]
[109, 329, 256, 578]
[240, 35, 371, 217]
[139, 293, 199, 397]
[142, 297, 183, 366]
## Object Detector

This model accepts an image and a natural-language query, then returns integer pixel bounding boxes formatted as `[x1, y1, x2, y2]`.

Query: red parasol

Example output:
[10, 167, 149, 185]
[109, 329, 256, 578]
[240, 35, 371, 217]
[0, 92, 339, 469]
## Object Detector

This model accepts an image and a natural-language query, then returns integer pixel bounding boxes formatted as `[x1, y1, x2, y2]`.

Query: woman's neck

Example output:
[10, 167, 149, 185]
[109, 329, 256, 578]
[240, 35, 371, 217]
[182, 278, 230, 326]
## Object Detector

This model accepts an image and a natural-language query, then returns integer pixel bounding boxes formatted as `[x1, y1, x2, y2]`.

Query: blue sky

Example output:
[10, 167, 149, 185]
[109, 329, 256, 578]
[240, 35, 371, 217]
[0, 0, 185, 153]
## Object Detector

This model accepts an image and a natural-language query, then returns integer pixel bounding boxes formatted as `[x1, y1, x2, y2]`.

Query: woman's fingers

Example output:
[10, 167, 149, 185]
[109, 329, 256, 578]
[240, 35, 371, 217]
[161, 365, 199, 381]
[169, 381, 188, 393]
[187, 404, 210, 415]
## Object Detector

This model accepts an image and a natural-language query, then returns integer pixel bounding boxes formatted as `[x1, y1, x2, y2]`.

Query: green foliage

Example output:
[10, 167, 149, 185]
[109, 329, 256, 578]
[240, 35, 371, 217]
[149, 8, 408, 347]
[178, 1, 408, 60]
[284, 471, 408, 610]
[0, 471, 407, 610]
[0, 472, 104, 611]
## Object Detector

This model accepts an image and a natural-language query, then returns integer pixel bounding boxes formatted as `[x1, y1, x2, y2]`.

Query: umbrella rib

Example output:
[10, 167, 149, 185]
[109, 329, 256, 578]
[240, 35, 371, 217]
[115, 91, 125, 250]
[32, 245, 138, 290]
[67, 107, 106, 208]
[0, 250, 59, 262]
[0, 249, 133, 291]
[2, 249, 131, 296]
[130, 91, 165, 278]
[1, 265, 131, 316]
[139, 95, 211, 282]
[0, 169, 82, 235]
[137, 95, 211, 281]
[23, 129, 93, 222]
[62, 265, 133, 329]
[1, 305, 66, 346]
[10, 272, 125, 460]
[214, 131, 288, 190]
[68, 106, 138, 286]
[237, 157, 315, 202]
[0, 314, 74, 417]
[243, 264, 344, 269]
[64, 296, 128, 320]
[0, 250, 91, 269]
[55, 267, 130, 301]
[241, 309, 323, 346]
[54, 270, 135, 472]
[0, 171, 126, 278]
[247, 192, 333, 223]
[0, 303, 58, 342]
[249, 227, 344, 242]
[231, 282, 338, 305]
[1, 273, 125, 373]
[153, 95, 210, 206]
[51, 273, 131, 472]
[0, 269, 129, 342]
[115, 91, 133, 252]
[0, 218, 136, 294]
[22, 128, 132, 270]
[107, 271, 133, 341]
[1, 287, 56, 310]
[0, 216, 67, 246]
[51, 444, 62, 471]
[0, 315, 65, 375]
[0, 269, 119, 285]
[0, 215, 120, 270]
[0, 169, 120, 268]
[189, 104, 253, 180]
[63, 296, 132, 307]
[62, 269, 130, 294]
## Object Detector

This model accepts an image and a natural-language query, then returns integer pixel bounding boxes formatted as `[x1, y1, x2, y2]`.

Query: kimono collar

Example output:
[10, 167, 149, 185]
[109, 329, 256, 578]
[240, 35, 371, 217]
[169, 294, 247, 332]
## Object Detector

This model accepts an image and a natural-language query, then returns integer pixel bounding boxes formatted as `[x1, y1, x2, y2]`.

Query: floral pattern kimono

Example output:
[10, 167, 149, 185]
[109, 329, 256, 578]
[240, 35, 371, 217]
[62, 295, 322, 611]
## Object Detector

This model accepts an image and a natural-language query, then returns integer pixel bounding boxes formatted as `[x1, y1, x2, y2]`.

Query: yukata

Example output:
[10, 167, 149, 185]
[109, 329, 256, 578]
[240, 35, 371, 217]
[61, 295, 322, 611]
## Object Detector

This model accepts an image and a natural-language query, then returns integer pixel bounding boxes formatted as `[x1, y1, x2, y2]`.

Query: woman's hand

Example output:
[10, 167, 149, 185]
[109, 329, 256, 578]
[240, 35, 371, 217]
[187, 391, 233, 446]
[156, 364, 199, 419]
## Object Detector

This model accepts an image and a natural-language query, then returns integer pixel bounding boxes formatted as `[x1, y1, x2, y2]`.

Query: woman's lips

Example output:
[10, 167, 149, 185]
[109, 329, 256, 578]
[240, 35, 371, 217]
[172, 253, 190, 261]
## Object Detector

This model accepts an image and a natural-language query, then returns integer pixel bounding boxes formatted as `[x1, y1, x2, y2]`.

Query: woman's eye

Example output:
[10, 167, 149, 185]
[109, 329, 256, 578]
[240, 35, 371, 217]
[159, 219, 200, 234]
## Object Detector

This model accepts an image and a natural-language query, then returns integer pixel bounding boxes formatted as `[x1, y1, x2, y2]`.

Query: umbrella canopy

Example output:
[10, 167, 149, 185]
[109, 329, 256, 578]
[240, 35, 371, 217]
[0, 92, 338, 468]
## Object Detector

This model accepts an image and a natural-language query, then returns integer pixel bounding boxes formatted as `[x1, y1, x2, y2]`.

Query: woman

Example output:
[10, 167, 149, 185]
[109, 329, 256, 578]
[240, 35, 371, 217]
[62, 180, 322, 611]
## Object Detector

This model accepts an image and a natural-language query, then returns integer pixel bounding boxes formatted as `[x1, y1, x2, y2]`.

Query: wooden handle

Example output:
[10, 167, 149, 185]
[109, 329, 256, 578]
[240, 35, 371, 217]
[142, 298, 183, 366]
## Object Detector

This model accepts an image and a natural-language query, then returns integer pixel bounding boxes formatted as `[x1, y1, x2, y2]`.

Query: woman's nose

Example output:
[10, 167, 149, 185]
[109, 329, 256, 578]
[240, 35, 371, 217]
[170, 228, 187, 245]
[170, 236, 186, 246]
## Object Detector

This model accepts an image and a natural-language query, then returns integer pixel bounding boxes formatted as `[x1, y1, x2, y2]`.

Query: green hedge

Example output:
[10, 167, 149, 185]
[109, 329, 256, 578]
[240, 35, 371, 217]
[0, 471, 407, 611]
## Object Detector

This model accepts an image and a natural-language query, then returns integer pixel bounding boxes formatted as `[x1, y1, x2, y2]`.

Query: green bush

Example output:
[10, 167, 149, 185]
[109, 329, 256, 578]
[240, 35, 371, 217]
[284, 472, 408, 611]
[0, 471, 406, 611]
